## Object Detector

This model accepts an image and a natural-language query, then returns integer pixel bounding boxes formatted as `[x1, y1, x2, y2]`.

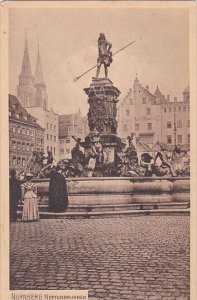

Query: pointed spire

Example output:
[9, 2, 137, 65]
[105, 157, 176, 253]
[19, 31, 34, 79]
[34, 40, 46, 86]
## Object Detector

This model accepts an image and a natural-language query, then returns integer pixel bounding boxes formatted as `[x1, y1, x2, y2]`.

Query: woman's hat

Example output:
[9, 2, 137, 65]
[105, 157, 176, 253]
[25, 172, 34, 178]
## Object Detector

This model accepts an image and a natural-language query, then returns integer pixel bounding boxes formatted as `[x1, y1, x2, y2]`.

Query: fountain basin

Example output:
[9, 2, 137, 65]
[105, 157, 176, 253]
[33, 177, 190, 206]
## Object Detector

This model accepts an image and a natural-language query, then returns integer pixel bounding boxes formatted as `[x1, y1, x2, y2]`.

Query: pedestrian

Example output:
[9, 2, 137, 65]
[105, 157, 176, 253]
[48, 166, 68, 212]
[21, 173, 39, 221]
[9, 168, 21, 222]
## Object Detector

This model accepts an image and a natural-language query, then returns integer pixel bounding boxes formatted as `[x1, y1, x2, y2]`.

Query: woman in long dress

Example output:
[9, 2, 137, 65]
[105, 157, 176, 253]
[48, 167, 68, 212]
[21, 173, 39, 221]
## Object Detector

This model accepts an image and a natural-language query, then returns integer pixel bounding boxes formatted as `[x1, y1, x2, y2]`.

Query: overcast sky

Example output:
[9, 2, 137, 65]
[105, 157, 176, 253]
[9, 7, 189, 116]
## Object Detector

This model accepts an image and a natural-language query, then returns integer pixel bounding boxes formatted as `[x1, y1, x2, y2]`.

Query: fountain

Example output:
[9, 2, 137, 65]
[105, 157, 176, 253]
[21, 34, 190, 213]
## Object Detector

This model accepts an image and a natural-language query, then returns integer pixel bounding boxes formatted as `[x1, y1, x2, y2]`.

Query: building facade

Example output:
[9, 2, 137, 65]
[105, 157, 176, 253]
[17, 37, 59, 160]
[59, 110, 86, 160]
[26, 106, 59, 161]
[118, 77, 162, 148]
[9, 94, 44, 174]
[117, 77, 190, 154]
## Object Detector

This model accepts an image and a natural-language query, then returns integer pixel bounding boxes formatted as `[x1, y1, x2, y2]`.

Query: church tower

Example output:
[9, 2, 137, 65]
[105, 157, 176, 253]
[17, 34, 36, 107]
[34, 42, 48, 110]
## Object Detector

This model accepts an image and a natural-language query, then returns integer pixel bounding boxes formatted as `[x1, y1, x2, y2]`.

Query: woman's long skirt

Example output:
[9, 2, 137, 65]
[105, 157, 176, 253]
[22, 197, 39, 221]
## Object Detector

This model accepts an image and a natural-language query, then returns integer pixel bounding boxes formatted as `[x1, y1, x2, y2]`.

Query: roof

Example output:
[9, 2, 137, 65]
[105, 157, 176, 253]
[19, 37, 34, 79]
[183, 86, 189, 93]
[34, 46, 46, 86]
[9, 94, 44, 130]
[154, 86, 169, 104]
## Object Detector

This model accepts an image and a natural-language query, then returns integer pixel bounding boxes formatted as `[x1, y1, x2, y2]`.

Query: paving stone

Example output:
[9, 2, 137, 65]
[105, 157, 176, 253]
[10, 216, 189, 299]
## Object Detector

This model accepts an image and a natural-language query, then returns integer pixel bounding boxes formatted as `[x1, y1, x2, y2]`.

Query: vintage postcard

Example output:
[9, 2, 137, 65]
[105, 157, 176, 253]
[0, 1, 196, 300]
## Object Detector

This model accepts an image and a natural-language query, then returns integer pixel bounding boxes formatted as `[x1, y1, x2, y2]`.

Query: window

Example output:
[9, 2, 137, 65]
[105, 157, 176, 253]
[18, 142, 21, 151]
[130, 99, 133, 105]
[142, 98, 146, 104]
[50, 135, 52, 141]
[188, 134, 190, 143]
[60, 149, 64, 154]
[17, 127, 20, 134]
[22, 143, 25, 151]
[12, 157, 16, 166]
[177, 121, 182, 128]
[60, 140, 64, 144]
[148, 123, 152, 130]
[126, 110, 130, 117]
[30, 131, 34, 136]
[22, 129, 25, 135]
[54, 125, 56, 131]
[183, 107, 186, 111]
[164, 108, 166, 113]
[173, 107, 176, 112]
[17, 157, 21, 166]
[66, 149, 70, 154]
[13, 126, 16, 133]
[167, 135, 172, 144]
[26, 130, 29, 136]
[47, 146, 49, 152]
[47, 123, 49, 129]
[12, 141, 16, 150]
[47, 134, 49, 140]
[177, 135, 182, 144]
[169, 107, 171, 113]
[188, 120, 190, 127]
[66, 139, 70, 143]
[178, 107, 181, 112]
[50, 124, 52, 130]
[167, 122, 171, 128]
[123, 124, 127, 131]
[54, 136, 56, 142]
[22, 158, 25, 167]
[54, 147, 56, 155]
[146, 108, 151, 115]
[26, 144, 30, 151]
[135, 124, 139, 131]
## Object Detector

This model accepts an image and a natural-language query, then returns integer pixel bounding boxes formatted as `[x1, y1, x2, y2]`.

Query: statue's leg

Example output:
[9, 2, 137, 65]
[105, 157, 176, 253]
[96, 64, 101, 78]
[105, 65, 108, 78]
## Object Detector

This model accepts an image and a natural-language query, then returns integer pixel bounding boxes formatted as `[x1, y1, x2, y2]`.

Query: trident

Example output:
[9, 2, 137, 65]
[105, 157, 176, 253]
[73, 40, 135, 82]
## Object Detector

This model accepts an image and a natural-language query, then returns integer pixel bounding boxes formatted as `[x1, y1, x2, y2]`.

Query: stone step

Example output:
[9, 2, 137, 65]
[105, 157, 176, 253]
[18, 202, 189, 213]
[17, 208, 190, 219]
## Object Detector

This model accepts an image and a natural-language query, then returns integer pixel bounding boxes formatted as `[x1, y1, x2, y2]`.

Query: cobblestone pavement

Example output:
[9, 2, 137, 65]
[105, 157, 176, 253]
[10, 216, 190, 300]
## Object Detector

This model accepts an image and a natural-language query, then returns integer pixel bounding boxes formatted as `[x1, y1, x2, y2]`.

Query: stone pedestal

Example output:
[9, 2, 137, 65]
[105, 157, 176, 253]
[83, 78, 125, 166]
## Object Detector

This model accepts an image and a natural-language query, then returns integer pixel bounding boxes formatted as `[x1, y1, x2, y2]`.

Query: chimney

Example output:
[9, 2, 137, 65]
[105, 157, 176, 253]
[174, 97, 177, 102]
[146, 85, 149, 91]
[167, 94, 170, 101]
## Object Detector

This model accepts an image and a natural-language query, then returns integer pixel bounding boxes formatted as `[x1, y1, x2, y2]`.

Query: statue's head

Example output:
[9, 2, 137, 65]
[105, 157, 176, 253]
[48, 151, 52, 156]
[98, 33, 106, 43]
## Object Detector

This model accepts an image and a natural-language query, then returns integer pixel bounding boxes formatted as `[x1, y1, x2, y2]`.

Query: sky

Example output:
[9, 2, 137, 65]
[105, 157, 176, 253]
[9, 7, 189, 116]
